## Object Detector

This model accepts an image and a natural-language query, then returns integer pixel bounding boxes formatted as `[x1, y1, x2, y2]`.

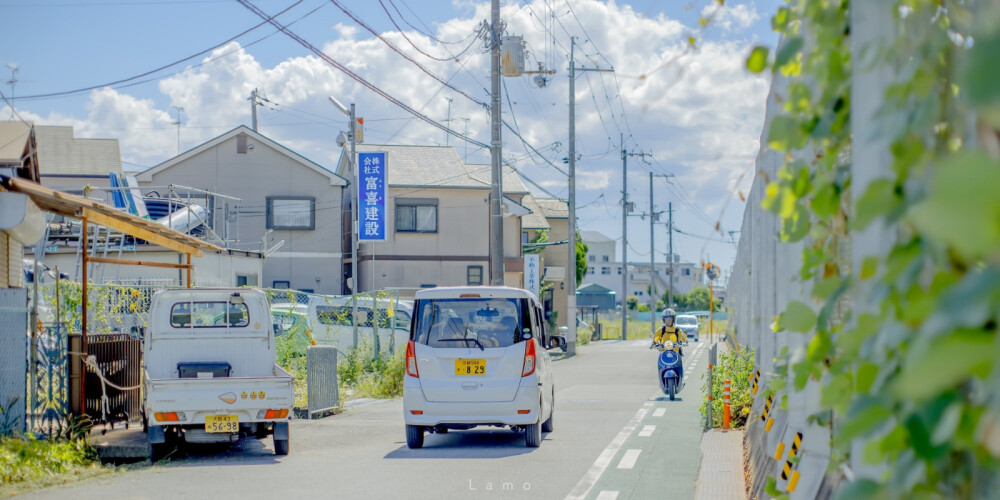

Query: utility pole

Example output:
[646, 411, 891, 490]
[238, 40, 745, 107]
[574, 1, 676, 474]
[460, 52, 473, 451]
[668, 202, 675, 309]
[619, 135, 650, 341]
[488, 0, 505, 286]
[569, 37, 613, 353]
[249, 88, 259, 131]
[648, 172, 659, 339]
[460, 118, 471, 161]
[172, 106, 184, 155]
[444, 97, 453, 146]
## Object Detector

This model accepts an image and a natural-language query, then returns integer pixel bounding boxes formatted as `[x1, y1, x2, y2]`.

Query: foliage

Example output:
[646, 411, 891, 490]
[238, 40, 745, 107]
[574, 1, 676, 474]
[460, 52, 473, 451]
[575, 234, 589, 287]
[626, 296, 639, 310]
[701, 347, 755, 429]
[0, 435, 100, 487]
[338, 341, 405, 400]
[663, 287, 722, 312]
[523, 229, 549, 255]
[743, 1, 1000, 497]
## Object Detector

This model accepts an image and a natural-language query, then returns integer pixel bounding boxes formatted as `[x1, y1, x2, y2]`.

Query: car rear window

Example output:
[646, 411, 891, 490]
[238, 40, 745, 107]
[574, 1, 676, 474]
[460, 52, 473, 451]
[412, 298, 526, 349]
[170, 301, 249, 328]
[677, 316, 698, 325]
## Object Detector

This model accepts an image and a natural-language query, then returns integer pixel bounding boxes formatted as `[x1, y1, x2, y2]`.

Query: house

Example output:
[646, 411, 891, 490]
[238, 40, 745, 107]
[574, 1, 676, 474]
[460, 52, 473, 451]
[0, 121, 43, 432]
[521, 195, 571, 327]
[34, 126, 122, 195]
[579, 230, 706, 308]
[137, 126, 347, 293]
[335, 145, 529, 292]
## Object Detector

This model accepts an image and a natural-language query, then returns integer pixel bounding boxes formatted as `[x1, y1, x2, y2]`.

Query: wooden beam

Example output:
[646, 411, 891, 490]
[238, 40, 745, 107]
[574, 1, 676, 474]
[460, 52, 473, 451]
[87, 256, 194, 270]
[79, 208, 203, 257]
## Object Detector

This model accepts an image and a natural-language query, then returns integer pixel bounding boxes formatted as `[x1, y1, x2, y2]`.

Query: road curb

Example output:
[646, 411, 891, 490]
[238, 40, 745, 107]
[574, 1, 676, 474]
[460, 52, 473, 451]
[694, 428, 747, 500]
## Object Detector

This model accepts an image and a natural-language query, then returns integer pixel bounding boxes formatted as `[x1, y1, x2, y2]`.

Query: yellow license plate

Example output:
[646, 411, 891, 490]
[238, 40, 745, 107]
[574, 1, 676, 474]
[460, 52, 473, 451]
[455, 359, 486, 376]
[205, 415, 238, 433]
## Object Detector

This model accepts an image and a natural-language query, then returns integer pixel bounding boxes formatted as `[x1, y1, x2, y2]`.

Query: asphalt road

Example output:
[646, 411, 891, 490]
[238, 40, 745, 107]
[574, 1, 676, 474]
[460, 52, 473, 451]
[28, 339, 710, 500]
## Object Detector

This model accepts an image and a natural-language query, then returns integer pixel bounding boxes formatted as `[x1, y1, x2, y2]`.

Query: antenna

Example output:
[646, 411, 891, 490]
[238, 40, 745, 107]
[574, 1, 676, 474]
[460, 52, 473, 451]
[172, 107, 184, 155]
[5, 64, 18, 119]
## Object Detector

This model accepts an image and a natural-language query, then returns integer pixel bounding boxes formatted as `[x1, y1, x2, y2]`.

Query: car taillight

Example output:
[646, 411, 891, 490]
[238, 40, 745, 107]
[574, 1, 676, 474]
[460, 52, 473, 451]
[522, 338, 536, 377]
[406, 340, 419, 378]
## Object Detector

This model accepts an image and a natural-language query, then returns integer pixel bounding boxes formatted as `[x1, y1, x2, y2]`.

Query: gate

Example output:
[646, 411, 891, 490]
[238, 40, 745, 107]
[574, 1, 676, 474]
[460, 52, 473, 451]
[84, 333, 142, 426]
[28, 326, 69, 437]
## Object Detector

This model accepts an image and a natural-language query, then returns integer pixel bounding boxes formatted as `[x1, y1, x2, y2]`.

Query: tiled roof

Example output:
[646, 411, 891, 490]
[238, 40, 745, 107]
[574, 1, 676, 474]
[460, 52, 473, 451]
[521, 195, 550, 230]
[534, 197, 568, 219]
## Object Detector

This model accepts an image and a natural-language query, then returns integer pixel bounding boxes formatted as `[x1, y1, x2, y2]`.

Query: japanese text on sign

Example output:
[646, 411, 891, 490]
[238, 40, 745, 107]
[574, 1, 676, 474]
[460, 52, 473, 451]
[358, 152, 387, 241]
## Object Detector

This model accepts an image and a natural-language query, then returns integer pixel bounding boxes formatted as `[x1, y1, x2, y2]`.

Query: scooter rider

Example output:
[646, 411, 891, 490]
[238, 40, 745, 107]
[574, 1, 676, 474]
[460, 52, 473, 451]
[654, 308, 687, 355]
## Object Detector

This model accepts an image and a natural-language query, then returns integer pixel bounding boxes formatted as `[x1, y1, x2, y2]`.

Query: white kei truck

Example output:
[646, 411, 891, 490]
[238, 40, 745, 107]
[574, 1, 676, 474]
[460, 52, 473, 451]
[142, 288, 293, 460]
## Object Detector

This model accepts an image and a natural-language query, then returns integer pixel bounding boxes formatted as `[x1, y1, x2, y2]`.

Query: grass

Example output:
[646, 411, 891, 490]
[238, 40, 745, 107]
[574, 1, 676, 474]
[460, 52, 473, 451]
[0, 435, 112, 496]
[701, 346, 755, 428]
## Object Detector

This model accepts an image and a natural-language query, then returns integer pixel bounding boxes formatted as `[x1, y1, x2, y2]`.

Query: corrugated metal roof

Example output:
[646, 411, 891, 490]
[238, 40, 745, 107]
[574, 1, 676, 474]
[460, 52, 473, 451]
[521, 195, 550, 230]
[0, 122, 32, 163]
[534, 197, 568, 219]
[34, 126, 121, 177]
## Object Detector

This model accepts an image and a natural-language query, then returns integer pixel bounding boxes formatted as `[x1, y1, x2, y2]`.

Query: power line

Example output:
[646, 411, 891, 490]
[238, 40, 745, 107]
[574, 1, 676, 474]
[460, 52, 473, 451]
[376, 0, 479, 60]
[236, 0, 489, 149]
[12, 0, 311, 101]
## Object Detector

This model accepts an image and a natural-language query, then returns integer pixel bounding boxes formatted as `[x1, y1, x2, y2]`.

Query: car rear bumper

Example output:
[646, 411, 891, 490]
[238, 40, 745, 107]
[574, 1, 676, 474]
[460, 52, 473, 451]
[403, 380, 541, 427]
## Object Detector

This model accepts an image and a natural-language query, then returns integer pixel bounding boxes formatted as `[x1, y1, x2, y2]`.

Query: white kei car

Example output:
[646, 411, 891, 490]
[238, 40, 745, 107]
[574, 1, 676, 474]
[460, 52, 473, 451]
[403, 286, 556, 448]
[676, 314, 700, 341]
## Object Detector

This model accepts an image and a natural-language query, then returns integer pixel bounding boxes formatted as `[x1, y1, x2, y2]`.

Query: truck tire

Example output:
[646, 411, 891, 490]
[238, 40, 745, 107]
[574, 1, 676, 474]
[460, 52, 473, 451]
[273, 436, 290, 455]
[525, 421, 542, 447]
[406, 424, 424, 449]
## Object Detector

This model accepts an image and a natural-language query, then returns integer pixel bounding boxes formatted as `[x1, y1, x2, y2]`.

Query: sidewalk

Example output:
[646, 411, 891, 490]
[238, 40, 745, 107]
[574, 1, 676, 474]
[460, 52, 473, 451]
[695, 429, 747, 500]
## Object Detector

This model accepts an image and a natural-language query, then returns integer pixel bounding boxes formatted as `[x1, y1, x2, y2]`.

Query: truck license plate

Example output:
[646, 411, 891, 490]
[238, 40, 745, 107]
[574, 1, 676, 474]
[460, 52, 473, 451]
[455, 359, 486, 375]
[205, 415, 238, 433]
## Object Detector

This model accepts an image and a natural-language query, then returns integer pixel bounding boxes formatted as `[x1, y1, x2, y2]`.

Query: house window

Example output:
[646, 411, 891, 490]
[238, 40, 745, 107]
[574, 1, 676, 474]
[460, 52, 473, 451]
[684, 269, 691, 276]
[588, 266, 595, 275]
[396, 198, 438, 233]
[522, 231, 529, 244]
[588, 255, 595, 262]
[617, 267, 622, 275]
[267, 196, 315, 230]
[602, 255, 609, 262]
[467, 265, 483, 285]
[601, 267, 610, 275]
[273, 280, 290, 289]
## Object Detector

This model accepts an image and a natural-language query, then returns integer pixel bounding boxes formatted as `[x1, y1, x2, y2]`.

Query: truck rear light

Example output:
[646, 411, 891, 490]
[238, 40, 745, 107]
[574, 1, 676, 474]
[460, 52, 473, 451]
[410, 410, 423, 415]
[406, 340, 419, 378]
[264, 409, 289, 419]
[155, 412, 180, 422]
[521, 338, 536, 377]
[517, 410, 531, 414]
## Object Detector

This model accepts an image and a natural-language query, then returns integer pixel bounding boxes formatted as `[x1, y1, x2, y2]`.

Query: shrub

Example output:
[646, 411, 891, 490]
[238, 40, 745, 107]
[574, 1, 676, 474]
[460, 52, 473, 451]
[700, 346, 755, 429]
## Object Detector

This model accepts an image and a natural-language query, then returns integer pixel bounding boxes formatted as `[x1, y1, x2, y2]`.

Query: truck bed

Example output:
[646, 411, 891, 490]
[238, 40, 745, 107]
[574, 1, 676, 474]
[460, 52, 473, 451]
[145, 365, 293, 427]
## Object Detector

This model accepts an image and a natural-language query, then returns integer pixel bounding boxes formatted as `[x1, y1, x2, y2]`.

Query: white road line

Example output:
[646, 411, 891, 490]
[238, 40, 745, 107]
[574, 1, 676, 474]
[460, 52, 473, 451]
[652, 408, 666, 417]
[638, 425, 655, 437]
[617, 449, 642, 469]
[565, 402, 652, 500]
[595, 491, 619, 500]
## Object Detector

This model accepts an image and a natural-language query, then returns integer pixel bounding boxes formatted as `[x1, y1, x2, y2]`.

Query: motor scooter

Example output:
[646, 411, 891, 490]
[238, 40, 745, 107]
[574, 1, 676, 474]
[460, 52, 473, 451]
[651, 341, 683, 400]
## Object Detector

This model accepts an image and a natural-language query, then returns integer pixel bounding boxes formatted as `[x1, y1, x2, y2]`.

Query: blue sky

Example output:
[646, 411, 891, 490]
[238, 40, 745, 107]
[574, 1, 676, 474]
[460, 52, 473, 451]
[2, 0, 783, 284]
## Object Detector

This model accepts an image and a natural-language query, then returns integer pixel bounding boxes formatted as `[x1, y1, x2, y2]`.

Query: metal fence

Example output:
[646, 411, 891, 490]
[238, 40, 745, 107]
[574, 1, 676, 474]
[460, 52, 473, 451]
[83, 333, 142, 426]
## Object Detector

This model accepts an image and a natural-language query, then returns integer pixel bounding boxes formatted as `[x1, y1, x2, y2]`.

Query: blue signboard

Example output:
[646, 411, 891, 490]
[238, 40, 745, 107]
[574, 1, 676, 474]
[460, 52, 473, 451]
[358, 152, 387, 241]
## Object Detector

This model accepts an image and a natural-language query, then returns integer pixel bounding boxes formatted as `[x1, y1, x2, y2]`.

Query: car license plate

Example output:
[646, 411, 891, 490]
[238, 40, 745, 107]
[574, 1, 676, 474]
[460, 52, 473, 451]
[455, 359, 486, 376]
[205, 415, 238, 433]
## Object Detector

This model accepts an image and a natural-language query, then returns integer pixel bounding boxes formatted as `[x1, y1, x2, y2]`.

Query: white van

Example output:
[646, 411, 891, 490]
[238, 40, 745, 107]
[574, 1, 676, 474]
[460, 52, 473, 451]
[402, 286, 556, 448]
[270, 296, 413, 354]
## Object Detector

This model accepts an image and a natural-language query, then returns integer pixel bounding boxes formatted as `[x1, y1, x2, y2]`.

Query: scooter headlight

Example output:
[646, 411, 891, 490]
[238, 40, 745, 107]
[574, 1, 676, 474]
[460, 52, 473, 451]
[663, 340, 674, 351]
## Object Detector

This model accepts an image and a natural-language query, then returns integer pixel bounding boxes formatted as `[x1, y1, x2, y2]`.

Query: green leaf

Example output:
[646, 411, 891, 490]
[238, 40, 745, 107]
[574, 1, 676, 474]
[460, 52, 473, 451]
[780, 204, 811, 242]
[909, 152, 1000, 261]
[961, 27, 1000, 108]
[860, 256, 878, 280]
[851, 179, 900, 231]
[855, 362, 878, 393]
[812, 276, 842, 300]
[746, 46, 769, 73]
[771, 7, 790, 32]
[893, 331, 996, 401]
[810, 181, 839, 221]
[767, 115, 802, 152]
[931, 403, 962, 445]
[774, 36, 803, 70]
[840, 398, 893, 442]
[775, 300, 816, 333]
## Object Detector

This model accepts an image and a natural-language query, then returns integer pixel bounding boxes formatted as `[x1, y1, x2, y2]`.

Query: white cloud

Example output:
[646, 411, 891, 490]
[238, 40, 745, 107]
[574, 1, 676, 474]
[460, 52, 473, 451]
[702, 2, 761, 31]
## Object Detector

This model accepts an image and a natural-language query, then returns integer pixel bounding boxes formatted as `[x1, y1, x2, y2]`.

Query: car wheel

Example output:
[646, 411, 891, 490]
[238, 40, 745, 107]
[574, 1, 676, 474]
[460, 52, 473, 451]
[525, 421, 542, 447]
[406, 424, 425, 449]
[541, 390, 554, 433]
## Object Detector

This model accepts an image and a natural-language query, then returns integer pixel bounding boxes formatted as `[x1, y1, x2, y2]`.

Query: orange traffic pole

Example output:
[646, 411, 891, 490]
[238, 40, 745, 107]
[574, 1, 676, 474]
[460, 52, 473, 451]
[722, 379, 732, 430]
